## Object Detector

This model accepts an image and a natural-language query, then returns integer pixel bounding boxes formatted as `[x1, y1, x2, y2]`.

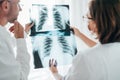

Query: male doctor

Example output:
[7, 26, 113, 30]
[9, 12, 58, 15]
[0, 0, 31, 80]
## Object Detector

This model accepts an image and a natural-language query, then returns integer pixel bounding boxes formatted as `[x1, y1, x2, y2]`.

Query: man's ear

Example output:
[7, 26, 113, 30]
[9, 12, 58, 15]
[1, 1, 10, 12]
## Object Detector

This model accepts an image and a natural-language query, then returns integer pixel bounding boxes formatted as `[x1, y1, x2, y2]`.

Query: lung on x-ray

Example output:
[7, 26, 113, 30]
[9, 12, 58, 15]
[29, 4, 77, 68]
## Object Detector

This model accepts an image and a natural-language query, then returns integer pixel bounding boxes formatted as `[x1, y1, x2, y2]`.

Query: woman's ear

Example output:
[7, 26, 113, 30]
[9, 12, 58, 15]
[90, 20, 97, 33]
[93, 24, 97, 33]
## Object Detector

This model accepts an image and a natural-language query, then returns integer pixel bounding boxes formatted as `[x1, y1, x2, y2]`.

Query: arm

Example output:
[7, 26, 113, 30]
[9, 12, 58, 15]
[49, 52, 91, 80]
[13, 21, 30, 80]
[9, 22, 34, 36]
[72, 27, 97, 47]
[49, 59, 63, 80]
[16, 39, 30, 80]
[64, 52, 90, 80]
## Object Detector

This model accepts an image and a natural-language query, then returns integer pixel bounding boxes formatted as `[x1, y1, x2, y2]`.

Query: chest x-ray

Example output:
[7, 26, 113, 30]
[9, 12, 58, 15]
[29, 4, 77, 68]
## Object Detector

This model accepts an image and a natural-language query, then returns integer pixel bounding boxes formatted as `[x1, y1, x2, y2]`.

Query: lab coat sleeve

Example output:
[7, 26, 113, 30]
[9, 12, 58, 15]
[16, 39, 30, 80]
[53, 73, 63, 80]
[52, 52, 90, 80]
[64, 52, 90, 80]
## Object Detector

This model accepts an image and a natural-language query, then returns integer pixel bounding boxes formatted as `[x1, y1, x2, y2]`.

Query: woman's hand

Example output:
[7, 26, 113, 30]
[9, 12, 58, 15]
[72, 27, 81, 37]
[49, 59, 58, 74]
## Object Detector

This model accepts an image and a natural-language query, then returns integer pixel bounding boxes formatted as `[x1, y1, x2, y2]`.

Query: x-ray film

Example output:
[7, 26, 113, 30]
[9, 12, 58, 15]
[29, 4, 77, 68]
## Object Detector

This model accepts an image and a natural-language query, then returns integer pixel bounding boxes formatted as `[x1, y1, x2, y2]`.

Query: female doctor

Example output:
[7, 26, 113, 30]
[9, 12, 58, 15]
[49, 0, 120, 80]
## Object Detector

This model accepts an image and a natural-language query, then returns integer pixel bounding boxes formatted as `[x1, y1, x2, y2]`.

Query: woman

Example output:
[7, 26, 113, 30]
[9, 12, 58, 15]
[49, 0, 120, 80]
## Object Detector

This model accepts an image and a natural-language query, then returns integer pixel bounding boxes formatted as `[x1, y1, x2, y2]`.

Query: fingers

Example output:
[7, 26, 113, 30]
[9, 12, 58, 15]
[49, 59, 58, 73]
[72, 27, 81, 37]
[54, 60, 57, 67]
[49, 59, 52, 67]
[25, 22, 34, 34]
[10, 21, 34, 38]
[49, 59, 57, 67]
[14, 20, 24, 38]
[72, 27, 78, 34]
[14, 21, 19, 38]
[9, 26, 14, 33]
[10, 21, 34, 36]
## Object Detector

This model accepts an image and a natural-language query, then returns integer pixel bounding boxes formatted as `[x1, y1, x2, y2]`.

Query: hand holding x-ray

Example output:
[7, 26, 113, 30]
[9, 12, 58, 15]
[49, 59, 58, 74]
[25, 22, 34, 34]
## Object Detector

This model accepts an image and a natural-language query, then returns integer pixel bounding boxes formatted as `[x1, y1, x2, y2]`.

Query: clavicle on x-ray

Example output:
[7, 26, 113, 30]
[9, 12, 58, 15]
[29, 4, 77, 68]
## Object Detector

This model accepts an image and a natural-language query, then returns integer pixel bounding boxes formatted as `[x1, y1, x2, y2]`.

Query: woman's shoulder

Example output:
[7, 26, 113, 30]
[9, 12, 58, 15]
[75, 42, 120, 58]
[75, 42, 120, 60]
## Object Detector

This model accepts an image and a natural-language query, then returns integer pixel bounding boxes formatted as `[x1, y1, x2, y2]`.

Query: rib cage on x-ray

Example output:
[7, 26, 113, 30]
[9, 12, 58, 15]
[53, 6, 70, 30]
[58, 37, 75, 56]
[30, 4, 77, 68]
[37, 6, 48, 31]
[53, 6, 74, 56]
[53, 8, 63, 29]
[43, 37, 52, 58]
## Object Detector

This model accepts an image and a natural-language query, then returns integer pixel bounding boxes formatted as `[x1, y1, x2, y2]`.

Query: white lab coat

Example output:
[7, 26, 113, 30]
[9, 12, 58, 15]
[0, 25, 30, 80]
[53, 42, 120, 80]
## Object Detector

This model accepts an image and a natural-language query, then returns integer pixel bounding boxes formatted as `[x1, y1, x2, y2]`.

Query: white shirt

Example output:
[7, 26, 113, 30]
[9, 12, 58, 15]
[54, 42, 120, 80]
[0, 26, 30, 80]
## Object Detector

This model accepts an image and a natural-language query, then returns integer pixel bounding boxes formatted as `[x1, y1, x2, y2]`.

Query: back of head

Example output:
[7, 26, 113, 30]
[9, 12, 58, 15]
[89, 0, 120, 44]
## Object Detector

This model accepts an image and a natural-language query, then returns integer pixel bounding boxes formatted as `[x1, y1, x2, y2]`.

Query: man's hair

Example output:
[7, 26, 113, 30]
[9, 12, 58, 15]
[89, 0, 120, 44]
[0, 0, 4, 4]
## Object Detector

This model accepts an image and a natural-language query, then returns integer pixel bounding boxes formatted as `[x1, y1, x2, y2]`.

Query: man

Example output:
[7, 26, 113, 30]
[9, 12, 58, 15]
[0, 0, 31, 80]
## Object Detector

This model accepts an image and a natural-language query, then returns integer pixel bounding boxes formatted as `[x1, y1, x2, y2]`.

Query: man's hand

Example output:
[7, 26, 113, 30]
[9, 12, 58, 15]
[13, 20, 24, 38]
[9, 21, 34, 38]
[25, 22, 34, 34]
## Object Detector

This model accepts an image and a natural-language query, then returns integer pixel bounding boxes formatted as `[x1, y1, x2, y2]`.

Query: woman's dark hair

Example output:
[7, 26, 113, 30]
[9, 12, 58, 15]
[89, 0, 120, 44]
